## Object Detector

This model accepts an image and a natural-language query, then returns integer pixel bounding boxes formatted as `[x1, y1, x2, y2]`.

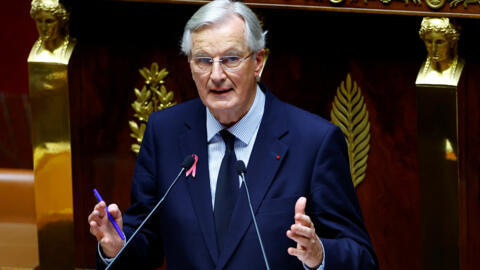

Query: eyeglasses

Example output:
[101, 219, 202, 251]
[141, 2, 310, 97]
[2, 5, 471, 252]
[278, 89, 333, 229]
[189, 52, 254, 73]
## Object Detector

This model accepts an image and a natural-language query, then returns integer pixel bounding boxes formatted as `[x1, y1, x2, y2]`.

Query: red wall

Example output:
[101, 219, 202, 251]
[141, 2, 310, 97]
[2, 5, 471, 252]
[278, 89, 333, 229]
[0, 0, 36, 168]
[0, 0, 37, 94]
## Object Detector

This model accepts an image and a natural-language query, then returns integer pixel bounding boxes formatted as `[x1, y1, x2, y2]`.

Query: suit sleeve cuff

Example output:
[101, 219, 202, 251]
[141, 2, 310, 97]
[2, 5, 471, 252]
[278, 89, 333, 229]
[98, 232, 127, 265]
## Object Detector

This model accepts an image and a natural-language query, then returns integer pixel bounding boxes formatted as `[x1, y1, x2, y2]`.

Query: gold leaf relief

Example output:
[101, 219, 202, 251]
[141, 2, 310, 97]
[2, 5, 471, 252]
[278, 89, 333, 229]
[330, 73, 371, 187]
[130, 63, 177, 155]
[328, 0, 480, 10]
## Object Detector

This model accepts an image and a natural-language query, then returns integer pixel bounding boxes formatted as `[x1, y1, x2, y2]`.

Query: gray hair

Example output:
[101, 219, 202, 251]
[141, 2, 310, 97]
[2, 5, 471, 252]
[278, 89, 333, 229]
[180, 0, 266, 55]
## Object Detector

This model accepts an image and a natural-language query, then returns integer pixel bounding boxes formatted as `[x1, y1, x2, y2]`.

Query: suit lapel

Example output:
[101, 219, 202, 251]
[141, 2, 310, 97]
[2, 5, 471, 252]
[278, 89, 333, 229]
[216, 91, 289, 269]
[179, 101, 220, 264]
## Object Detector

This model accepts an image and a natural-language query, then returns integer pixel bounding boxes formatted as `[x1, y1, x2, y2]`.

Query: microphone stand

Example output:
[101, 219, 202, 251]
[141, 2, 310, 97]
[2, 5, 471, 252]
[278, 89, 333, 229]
[106, 156, 194, 270]
[237, 161, 271, 270]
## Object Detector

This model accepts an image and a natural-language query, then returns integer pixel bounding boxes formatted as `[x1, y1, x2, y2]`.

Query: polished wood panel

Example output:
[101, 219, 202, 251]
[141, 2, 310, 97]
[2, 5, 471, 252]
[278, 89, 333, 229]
[457, 59, 480, 270]
[0, 93, 32, 169]
[112, 0, 480, 18]
[0, 1, 36, 170]
[0, 0, 36, 168]
[68, 1, 480, 269]
[0, 0, 37, 95]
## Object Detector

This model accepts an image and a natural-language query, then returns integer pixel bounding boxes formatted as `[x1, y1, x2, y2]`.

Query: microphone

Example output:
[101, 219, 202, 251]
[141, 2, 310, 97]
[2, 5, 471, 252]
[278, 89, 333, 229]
[236, 160, 271, 270]
[105, 155, 195, 270]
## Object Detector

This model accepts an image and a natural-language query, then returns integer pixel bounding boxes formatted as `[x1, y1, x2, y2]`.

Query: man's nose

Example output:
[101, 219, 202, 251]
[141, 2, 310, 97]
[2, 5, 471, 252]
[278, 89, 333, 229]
[210, 61, 227, 83]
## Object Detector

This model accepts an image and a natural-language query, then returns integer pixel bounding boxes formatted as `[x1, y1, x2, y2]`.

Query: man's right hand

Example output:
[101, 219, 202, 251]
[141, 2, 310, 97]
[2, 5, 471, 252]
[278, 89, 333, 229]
[88, 201, 124, 258]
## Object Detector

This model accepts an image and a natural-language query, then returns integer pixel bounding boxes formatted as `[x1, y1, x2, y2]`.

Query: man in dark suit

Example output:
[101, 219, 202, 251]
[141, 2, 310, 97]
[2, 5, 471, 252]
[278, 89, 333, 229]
[88, 0, 378, 269]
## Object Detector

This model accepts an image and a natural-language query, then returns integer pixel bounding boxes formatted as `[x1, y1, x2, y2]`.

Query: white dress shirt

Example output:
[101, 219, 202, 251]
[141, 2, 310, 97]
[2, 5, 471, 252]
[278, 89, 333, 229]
[206, 85, 265, 208]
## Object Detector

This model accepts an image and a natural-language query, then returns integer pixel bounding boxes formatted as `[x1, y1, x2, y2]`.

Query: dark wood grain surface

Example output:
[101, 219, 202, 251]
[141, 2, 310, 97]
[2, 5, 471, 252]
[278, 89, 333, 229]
[109, 0, 480, 18]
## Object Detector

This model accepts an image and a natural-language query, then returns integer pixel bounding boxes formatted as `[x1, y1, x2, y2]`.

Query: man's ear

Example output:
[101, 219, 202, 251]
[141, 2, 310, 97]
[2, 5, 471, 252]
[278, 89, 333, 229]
[254, 49, 266, 78]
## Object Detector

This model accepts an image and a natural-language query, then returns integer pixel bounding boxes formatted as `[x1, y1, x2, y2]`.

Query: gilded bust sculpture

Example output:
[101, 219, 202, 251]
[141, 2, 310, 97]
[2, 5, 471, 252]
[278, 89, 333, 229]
[416, 17, 464, 86]
[28, 0, 76, 64]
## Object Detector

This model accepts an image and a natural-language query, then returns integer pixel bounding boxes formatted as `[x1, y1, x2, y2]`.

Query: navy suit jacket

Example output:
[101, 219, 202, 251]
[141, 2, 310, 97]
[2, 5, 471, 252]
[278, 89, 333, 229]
[99, 85, 378, 269]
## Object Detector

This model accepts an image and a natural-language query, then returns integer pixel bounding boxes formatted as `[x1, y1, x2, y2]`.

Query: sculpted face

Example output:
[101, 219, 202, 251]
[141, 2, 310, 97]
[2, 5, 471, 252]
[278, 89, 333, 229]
[34, 10, 60, 43]
[189, 15, 264, 127]
[424, 31, 451, 65]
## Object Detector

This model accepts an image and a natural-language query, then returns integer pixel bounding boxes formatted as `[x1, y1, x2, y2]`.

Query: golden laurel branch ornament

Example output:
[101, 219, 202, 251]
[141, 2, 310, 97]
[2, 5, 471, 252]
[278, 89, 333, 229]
[330, 0, 422, 6]
[328, 0, 480, 9]
[330, 74, 371, 187]
[129, 63, 176, 154]
[450, 0, 479, 8]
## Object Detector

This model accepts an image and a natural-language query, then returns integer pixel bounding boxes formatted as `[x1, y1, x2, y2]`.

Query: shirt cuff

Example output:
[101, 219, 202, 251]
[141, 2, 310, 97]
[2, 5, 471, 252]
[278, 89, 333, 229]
[98, 232, 127, 265]
[302, 238, 325, 270]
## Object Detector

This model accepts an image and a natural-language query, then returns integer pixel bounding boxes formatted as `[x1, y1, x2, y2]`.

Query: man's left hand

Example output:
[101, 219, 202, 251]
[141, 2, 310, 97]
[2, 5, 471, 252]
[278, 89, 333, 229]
[286, 197, 324, 268]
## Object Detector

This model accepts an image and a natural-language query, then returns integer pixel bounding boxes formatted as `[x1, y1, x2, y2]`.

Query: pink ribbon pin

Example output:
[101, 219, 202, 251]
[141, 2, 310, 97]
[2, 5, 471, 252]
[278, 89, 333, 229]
[186, 154, 198, 178]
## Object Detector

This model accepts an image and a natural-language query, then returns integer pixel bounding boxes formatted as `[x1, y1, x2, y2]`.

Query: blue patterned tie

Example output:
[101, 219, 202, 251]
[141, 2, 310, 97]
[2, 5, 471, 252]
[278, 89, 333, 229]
[214, 129, 239, 251]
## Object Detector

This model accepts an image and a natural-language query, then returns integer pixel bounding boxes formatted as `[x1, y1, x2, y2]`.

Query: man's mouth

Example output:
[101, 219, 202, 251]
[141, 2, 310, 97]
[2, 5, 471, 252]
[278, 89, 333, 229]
[211, 88, 233, 94]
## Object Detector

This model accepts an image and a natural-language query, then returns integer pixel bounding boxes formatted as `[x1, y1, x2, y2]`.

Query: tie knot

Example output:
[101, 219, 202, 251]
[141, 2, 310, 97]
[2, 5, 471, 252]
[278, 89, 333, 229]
[219, 129, 235, 151]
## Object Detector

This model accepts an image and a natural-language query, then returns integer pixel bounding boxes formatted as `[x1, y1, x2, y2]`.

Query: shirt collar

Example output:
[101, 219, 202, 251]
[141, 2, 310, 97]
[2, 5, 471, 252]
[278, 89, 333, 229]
[206, 84, 265, 145]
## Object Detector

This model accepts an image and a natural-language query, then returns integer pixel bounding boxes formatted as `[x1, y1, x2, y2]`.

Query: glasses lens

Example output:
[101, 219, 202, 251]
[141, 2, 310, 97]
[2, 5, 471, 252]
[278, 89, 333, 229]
[221, 56, 242, 69]
[193, 57, 212, 71]
[191, 53, 252, 72]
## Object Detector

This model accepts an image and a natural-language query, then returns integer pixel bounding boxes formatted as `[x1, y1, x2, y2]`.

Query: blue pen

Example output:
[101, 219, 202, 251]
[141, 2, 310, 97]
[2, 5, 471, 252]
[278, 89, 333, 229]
[93, 189, 125, 240]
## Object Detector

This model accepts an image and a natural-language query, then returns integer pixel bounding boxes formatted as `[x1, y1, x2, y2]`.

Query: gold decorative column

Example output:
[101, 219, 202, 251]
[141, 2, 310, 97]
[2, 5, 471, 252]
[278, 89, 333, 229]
[27, 0, 76, 269]
[416, 17, 464, 270]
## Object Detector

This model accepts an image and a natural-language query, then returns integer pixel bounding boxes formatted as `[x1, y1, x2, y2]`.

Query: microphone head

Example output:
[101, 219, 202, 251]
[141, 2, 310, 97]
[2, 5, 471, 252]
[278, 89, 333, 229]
[235, 160, 247, 175]
[182, 155, 195, 170]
